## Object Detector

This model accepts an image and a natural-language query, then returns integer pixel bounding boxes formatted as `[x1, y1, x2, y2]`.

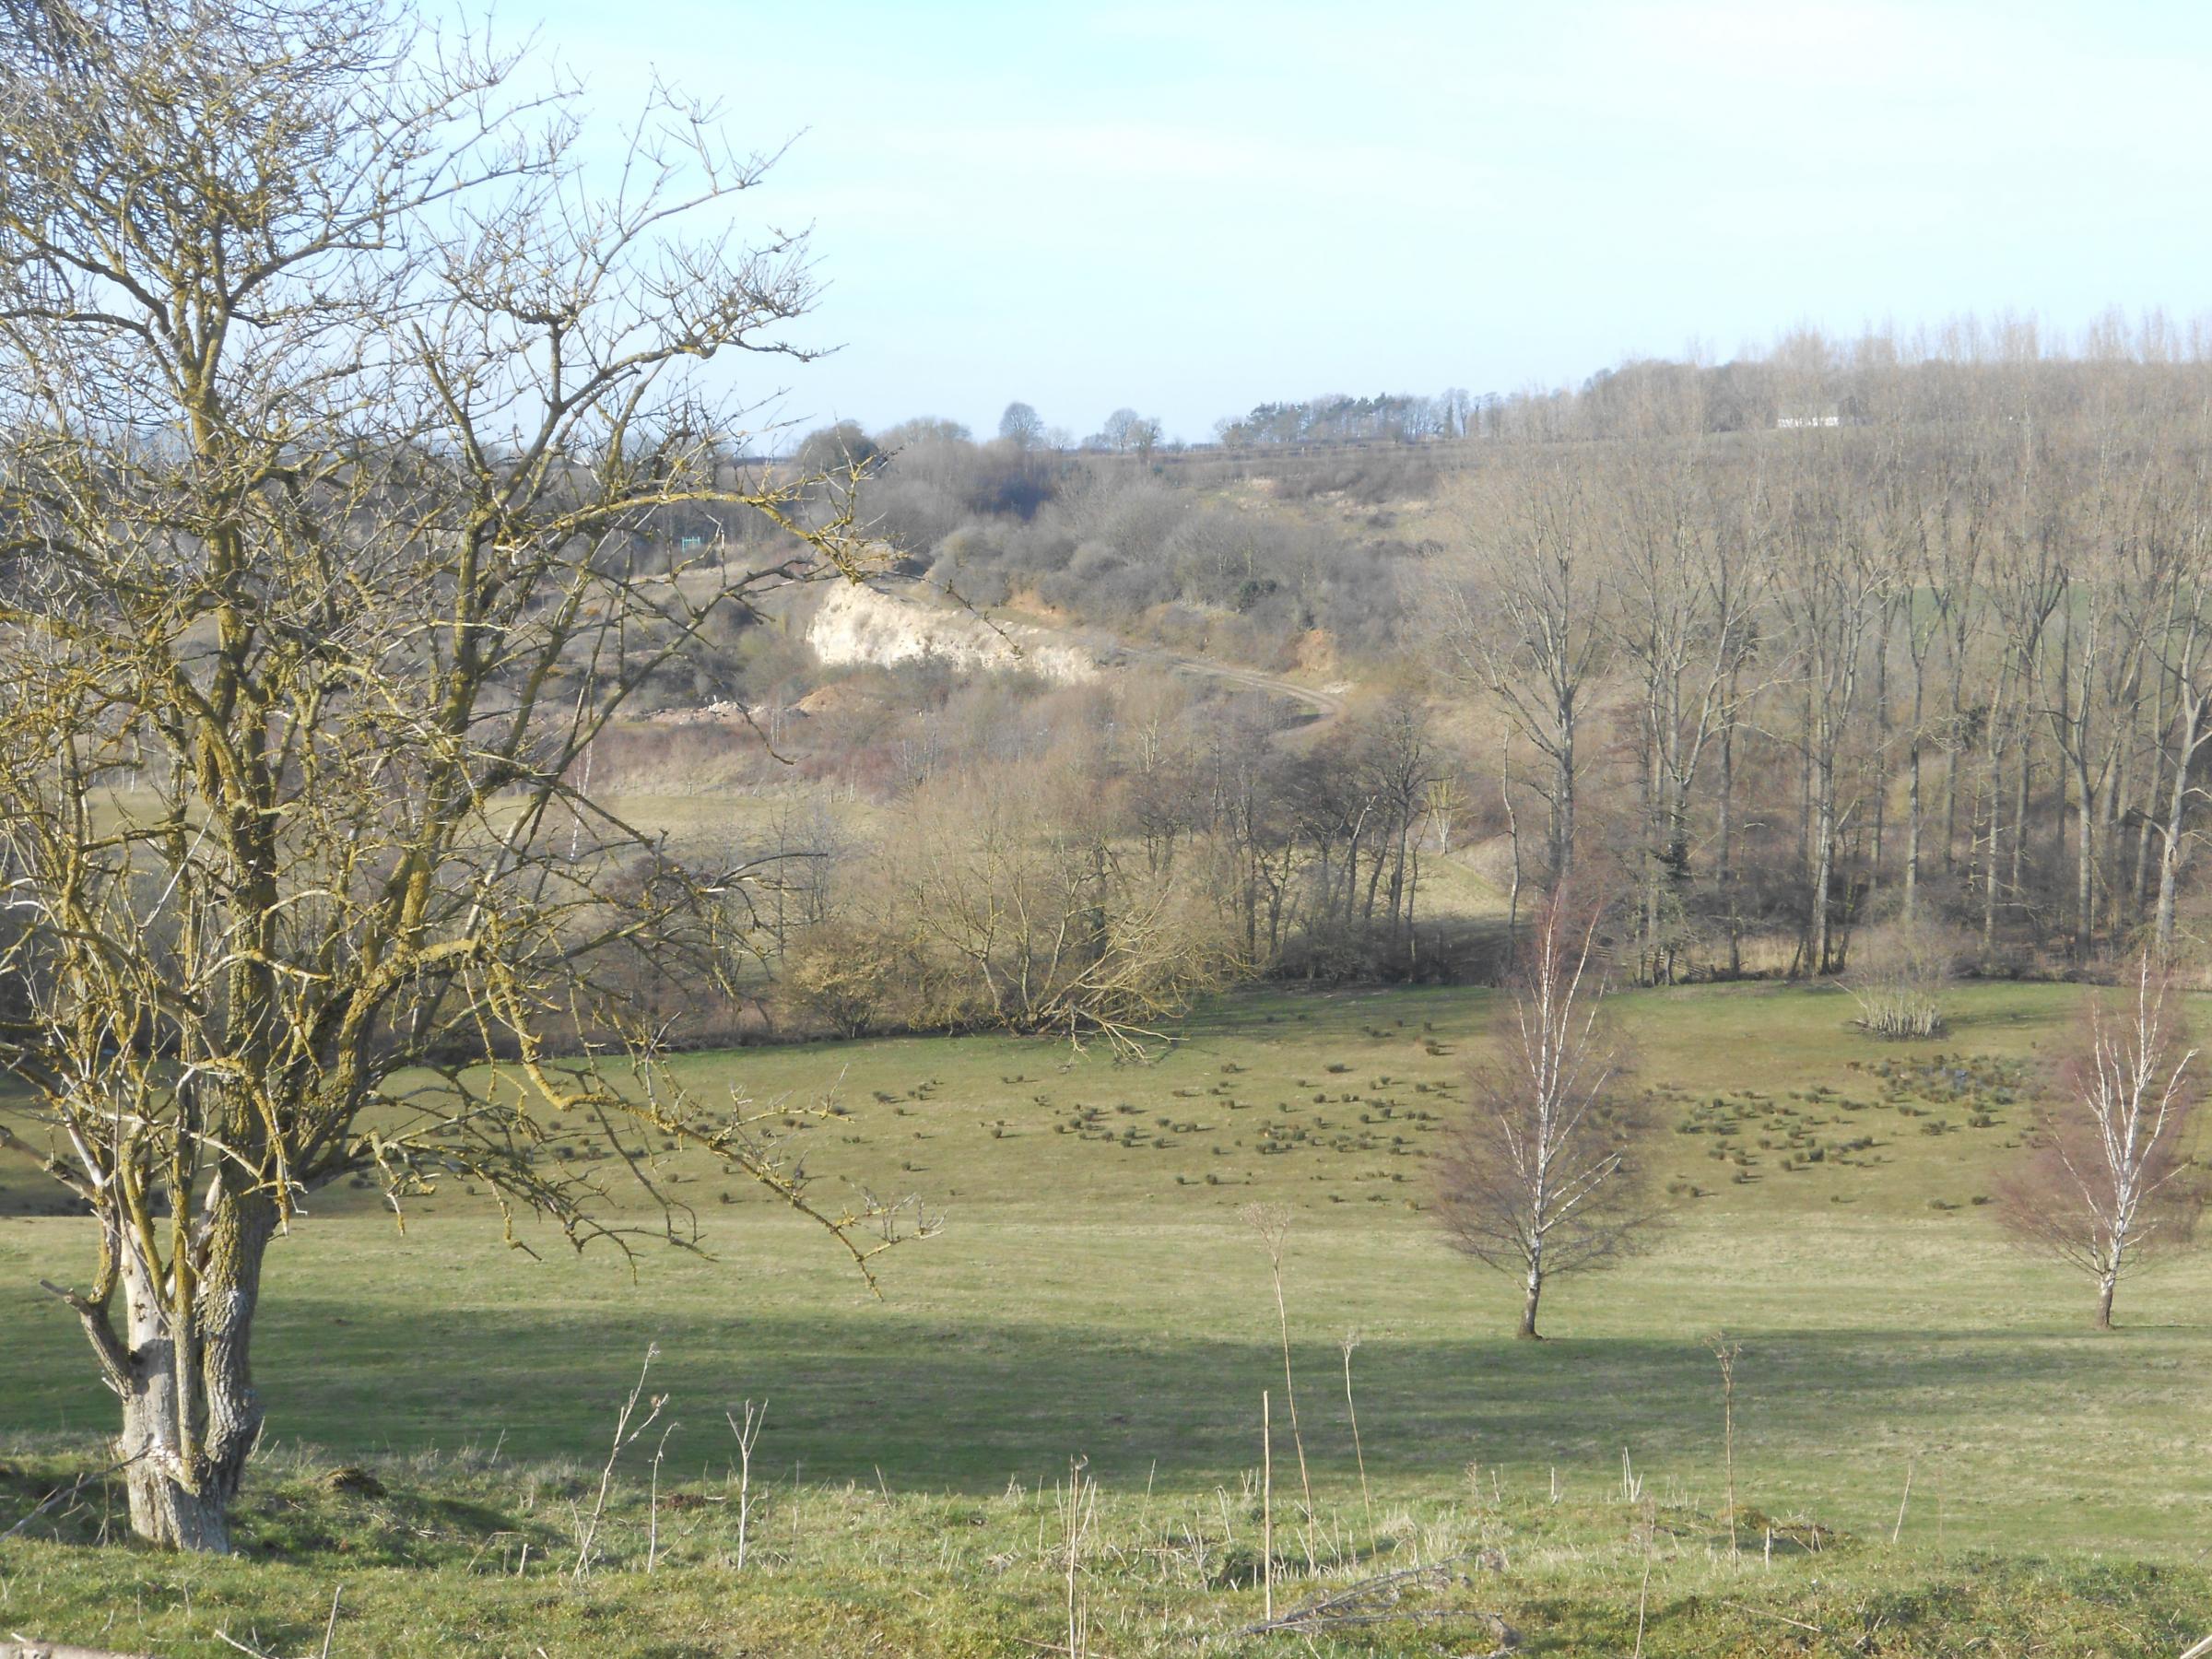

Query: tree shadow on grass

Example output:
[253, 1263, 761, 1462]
[174, 1307, 2212, 1497]
[8, 1264, 2204, 1526]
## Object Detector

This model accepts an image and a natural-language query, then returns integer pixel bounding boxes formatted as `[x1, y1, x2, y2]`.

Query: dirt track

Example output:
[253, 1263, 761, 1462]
[1056, 629, 1350, 740]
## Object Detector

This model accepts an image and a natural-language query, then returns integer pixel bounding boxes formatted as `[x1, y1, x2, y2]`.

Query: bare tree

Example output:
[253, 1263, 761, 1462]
[997, 401, 1045, 450]
[1434, 888, 1659, 1337]
[2146, 557, 2212, 959]
[862, 755, 1239, 1052]
[1438, 457, 1610, 887]
[1997, 958, 2205, 1328]
[1769, 437, 1888, 975]
[1612, 435, 1767, 982]
[0, 0, 916, 1551]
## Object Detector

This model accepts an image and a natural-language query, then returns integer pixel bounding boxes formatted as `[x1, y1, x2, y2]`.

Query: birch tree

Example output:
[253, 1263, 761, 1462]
[1997, 959, 2204, 1328]
[1433, 888, 1658, 1338]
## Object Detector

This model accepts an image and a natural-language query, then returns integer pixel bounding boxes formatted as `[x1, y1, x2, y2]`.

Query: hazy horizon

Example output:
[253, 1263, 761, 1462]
[521, 1, 2211, 445]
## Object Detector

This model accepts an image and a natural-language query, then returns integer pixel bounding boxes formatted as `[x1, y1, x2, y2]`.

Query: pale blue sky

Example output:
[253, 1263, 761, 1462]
[523, 0, 2212, 442]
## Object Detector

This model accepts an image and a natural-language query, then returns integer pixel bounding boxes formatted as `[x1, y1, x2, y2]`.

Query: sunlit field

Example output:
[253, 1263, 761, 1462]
[6, 982, 2209, 1654]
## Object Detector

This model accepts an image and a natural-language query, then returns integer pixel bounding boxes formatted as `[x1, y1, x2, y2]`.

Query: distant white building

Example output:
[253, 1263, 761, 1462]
[1775, 406, 1842, 429]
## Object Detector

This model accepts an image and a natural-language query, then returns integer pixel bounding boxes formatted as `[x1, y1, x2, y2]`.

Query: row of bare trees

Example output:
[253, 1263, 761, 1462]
[1440, 347, 2212, 979]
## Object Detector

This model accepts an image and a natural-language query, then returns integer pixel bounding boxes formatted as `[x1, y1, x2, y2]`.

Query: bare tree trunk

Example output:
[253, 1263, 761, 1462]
[1518, 1246, 1544, 1340]
[1810, 752, 1838, 975]
[1943, 633, 1969, 873]
[1904, 653, 1926, 919]
[1982, 672, 2010, 958]
[2136, 603, 2177, 919]
[1640, 734, 1662, 983]
[2075, 753, 2097, 959]
[1553, 718, 1576, 885]
[109, 1194, 276, 1552]
[1720, 670, 1740, 976]
[2156, 695, 2200, 959]
[1869, 605, 1892, 904]
[1500, 740, 1523, 961]
[2009, 728, 2032, 924]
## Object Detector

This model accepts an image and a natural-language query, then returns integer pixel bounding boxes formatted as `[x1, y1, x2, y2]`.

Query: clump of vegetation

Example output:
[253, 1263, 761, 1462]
[1848, 915, 1964, 1039]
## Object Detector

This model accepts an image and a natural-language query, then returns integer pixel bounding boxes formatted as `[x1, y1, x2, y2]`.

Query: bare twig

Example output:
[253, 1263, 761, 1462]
[1241, 1203, 1315, 1566]
[1717, 1599, 1823, 1635]
[1058, 1456, 1095, 1659]
[572, 1345, 665, 1577]
[646, 1418, 680, 1572]
[1, 1452, 145, 1543]
[726, 1400, 767, 1571]
[1633, 1497, 1655, 1658]
[1706, 1331, 1743, 1554]
[1341, 1330, 1374, 1543]
[1260, 1391, 1274, 1623]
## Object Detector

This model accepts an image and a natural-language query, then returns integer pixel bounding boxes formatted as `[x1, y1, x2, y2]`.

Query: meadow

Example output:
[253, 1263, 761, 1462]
[3, 980, 2210, 1655]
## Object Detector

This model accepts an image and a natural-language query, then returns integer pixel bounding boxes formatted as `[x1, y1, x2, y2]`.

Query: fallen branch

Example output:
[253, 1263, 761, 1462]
[1717, 1599, 1825, 1636]
[2, 1644, 164, 1659]
[1231, 1554, 1516, 1652]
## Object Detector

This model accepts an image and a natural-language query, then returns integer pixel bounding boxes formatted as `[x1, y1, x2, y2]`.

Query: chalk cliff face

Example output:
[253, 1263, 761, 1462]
[802, 581, 1106, 684]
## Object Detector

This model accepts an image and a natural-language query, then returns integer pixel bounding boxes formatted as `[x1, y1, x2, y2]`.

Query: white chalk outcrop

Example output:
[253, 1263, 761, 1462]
[803, 582, 1107, 684]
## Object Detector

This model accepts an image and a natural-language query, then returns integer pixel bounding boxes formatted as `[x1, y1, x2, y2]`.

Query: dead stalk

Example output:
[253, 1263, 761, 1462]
[726, 1400, 768, 1571]
[1632, 1497, 1655, 1659]
[1341, 1330, 1374, 1543]
[1706, 1331, 1742, 1555]
[1242, 1203, 1316, 1564]
[1262, 1389, 1275, 1623]
[646, 1418, 679, 1573]
[1060, 1455, 1096, 1659]
[573, 1344, 665, 1578]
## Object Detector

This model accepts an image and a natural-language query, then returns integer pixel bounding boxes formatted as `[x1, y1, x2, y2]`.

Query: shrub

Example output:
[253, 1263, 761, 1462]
[1847, 914, 1963, 1039]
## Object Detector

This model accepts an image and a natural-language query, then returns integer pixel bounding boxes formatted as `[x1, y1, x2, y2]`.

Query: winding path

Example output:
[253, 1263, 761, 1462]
[1060, 627, 1351, 741]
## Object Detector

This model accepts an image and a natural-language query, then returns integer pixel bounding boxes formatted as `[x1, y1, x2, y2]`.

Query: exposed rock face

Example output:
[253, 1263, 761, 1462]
[803, 582, 1107, 684]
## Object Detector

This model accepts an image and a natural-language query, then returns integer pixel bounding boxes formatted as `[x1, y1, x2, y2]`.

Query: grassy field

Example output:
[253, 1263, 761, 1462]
[4, 980, 2211, 1654]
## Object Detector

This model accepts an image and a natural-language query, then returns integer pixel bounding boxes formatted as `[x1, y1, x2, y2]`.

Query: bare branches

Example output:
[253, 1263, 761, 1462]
[1434, 887, 1661, 1337]
[574, 1345, 665, 1577]
[1997, 954, 2205, 1326]
[0, 0, 904, 1551]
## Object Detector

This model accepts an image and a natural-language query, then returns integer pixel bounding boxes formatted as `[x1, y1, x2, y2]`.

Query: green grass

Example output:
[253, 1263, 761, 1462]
[5, 1454, 2206, 1657]
[8, 1449, 2207, 1657]
[4, 980, 2209, 1654]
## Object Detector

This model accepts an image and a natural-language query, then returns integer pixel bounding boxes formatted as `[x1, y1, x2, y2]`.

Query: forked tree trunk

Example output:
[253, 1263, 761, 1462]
[103, 1193, 276, 1552]
[1518, 1247, 1544, 1340]
[2093, 1270, 2117, 1331]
